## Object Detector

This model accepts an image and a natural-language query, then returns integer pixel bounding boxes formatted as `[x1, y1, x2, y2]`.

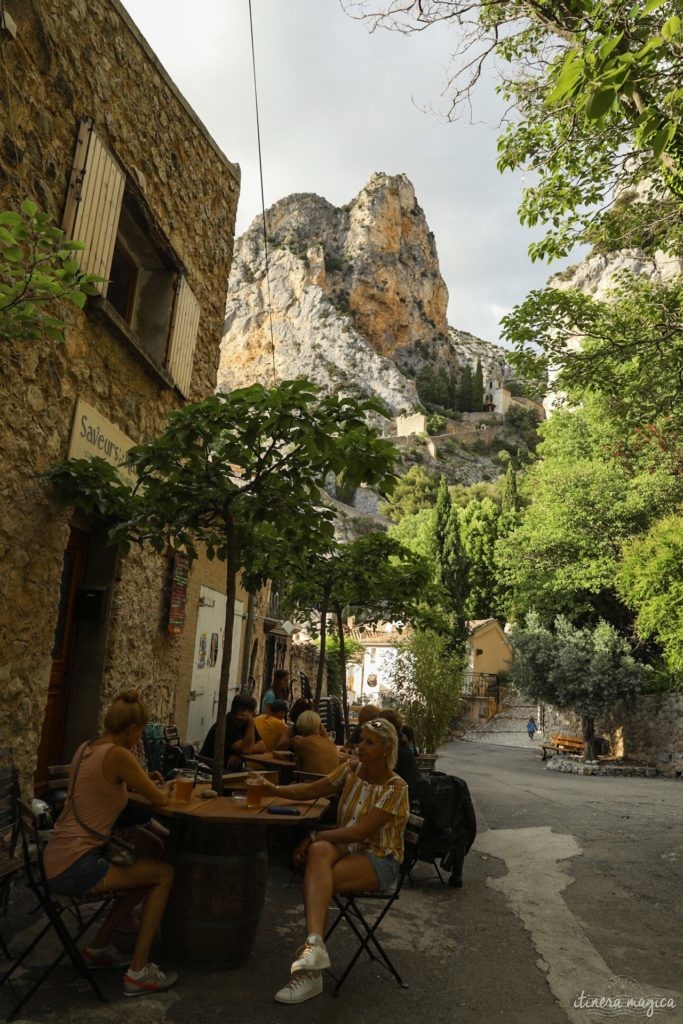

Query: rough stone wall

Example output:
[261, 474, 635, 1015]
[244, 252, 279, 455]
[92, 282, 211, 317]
[289, 644, 327, 700]
[601, 694, 683, 778]
[540, 695, 683, 777]
[0, 0, 239, 786]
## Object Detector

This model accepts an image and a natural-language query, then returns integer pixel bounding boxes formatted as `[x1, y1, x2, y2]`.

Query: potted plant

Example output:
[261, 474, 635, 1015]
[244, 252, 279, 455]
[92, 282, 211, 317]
[388, 629, 464, 773]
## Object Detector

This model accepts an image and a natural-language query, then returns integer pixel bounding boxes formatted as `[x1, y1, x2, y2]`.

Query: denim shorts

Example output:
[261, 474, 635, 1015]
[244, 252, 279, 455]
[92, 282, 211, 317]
[48, 848, 111, 896]
[361, 852, 400, 892]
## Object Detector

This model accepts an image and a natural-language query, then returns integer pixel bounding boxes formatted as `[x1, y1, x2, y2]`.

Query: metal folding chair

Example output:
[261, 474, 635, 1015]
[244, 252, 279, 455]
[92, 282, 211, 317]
[44, 764, 70, 818]
[0, 751, 21, 958]
[324, 813, 423, 995]
[1, 801, 111, 1021]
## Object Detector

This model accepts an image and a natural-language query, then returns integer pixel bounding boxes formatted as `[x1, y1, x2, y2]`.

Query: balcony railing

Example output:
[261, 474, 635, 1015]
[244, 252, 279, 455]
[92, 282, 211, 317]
[461, 671, 499, 700]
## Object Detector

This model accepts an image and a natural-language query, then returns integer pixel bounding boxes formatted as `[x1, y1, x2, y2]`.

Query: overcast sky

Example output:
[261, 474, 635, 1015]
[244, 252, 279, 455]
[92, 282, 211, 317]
[120, 0, 575, 344]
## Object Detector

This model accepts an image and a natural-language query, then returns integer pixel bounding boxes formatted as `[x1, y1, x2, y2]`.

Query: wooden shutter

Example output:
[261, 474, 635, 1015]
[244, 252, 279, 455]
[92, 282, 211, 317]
[166, 277, 201, 398]
[62, 118, 125, 293]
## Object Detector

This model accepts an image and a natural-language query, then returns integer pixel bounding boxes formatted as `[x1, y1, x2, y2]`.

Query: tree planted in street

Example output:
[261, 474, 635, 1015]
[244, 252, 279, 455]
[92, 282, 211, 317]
[284, 532, 434, 735]
[509, 612, 648, 759]
[48, 380, 397, 789]
[386, 629, 464, 755]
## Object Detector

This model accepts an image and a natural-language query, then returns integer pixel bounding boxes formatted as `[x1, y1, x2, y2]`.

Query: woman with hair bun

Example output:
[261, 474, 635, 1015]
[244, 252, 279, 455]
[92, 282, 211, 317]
[43, 690, 178, 997]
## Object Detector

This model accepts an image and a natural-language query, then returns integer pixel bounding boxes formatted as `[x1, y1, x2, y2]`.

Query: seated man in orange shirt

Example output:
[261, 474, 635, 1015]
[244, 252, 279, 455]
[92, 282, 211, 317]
[255, 700, 289, 752]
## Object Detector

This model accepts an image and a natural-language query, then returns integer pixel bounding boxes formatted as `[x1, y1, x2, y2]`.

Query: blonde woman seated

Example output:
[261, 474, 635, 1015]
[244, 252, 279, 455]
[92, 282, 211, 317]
[43, 690, 177, 998]
[257, 718, 409, 1004]
[291, 710, 339, 775]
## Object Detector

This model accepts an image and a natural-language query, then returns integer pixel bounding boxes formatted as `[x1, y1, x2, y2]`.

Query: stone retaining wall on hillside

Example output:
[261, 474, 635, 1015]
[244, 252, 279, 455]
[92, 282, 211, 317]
[541, 694, 683, 778]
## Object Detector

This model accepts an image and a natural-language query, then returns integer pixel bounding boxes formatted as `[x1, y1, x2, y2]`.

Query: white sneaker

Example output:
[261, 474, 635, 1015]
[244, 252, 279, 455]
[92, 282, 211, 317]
[291, 941, 330, 973]
[123, 962, 178, 997]
[275, 971, 323, 1004]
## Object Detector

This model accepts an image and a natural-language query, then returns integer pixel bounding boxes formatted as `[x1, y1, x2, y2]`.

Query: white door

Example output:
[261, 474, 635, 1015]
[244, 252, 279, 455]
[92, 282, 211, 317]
[186, 587, 244, 747]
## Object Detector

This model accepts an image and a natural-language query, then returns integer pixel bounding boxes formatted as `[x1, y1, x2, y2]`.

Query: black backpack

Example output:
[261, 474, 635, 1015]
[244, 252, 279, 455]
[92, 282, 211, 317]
[412, 771, 477, 887]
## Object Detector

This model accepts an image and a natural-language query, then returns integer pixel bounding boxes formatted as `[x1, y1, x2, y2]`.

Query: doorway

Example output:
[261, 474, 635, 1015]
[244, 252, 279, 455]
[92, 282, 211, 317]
[35, 526, 89, 789]
[185, 587, 244, 747]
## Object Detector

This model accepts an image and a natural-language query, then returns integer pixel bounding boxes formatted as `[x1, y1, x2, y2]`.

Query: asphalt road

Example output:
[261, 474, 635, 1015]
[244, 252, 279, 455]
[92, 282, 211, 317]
[4, 740, 682, 1024]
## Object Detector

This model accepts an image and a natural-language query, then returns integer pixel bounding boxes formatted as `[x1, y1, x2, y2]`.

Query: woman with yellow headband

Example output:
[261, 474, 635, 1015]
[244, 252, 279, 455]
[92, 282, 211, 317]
[254, 717, 409, 1004]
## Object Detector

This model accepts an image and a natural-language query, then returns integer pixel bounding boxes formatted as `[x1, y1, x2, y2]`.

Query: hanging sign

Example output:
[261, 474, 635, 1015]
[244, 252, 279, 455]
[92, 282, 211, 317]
[168, 552, 190, 634]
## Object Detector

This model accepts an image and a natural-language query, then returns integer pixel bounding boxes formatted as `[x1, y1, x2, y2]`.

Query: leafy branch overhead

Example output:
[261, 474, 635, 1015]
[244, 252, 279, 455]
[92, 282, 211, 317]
[48, 380, 398, 788]
[0, 200, 102, 342]
[348, 1, 683, 260]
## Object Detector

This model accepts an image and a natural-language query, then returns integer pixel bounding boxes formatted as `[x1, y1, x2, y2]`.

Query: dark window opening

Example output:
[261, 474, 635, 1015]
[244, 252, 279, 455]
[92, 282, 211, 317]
[108, 238, 137, 323]
[106, 189, 177, 369]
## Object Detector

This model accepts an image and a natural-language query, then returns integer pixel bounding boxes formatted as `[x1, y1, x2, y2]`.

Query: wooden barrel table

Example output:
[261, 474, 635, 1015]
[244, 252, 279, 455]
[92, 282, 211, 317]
[137, 785, 330, 969]
[161, 815, 267, 968]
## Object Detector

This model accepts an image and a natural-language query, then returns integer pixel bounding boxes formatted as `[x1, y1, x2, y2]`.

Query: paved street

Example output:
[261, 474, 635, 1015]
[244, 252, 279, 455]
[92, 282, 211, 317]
[3, 741, 681, 1024]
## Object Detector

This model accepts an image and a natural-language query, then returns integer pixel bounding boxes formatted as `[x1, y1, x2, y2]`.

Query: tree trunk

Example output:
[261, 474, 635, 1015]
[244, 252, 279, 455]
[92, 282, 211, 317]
[335, 603, 350, 744]
[212, 510, 238, 792]
[240, 589, 257, 689]
[582, 714, 596, 762]
[314, 584, 330, 708]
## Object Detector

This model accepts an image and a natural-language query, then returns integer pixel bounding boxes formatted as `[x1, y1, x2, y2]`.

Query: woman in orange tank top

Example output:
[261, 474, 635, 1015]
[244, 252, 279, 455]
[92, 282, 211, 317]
[44, 690, 177, 998]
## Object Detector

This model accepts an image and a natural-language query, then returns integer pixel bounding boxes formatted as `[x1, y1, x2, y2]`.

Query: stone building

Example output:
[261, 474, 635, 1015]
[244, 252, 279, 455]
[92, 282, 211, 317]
[0, 0, 242, 786]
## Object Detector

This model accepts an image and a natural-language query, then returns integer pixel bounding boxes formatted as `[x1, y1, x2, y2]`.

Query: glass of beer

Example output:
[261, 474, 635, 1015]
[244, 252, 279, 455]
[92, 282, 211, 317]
[246, 773, 264, 809]
[174, 771, 194, 802]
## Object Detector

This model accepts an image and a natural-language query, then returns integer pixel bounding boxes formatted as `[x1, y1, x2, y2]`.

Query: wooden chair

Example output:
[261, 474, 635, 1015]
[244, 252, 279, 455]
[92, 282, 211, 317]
[0, 750, 21, 958]
[324, 813, 423, 995]
[0, 801, 111, 1021]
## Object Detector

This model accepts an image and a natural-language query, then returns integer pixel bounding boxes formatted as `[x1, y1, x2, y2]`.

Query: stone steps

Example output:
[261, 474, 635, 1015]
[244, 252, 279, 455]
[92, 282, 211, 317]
[461, 695, 540, 749]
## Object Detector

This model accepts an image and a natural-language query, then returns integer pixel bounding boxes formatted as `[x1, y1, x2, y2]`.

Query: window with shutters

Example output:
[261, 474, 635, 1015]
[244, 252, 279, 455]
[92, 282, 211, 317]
[63, 117, 201, 398]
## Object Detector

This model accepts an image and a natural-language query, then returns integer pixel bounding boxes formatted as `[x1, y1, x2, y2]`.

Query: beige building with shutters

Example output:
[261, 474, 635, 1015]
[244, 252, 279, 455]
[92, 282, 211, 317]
[0, 0, 241, 787]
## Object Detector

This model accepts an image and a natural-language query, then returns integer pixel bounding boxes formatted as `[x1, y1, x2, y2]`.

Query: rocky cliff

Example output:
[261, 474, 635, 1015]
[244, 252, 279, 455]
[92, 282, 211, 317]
[220, 173, 512, 416]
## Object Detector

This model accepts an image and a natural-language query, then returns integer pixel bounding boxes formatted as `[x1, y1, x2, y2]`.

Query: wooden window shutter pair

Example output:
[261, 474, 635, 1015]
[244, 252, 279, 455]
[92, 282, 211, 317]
[63, 118, 201, 397]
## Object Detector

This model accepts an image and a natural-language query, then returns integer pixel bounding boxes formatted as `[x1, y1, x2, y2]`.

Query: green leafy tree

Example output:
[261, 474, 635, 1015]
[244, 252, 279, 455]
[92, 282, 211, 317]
[48, 381, 397, 788]
[510, 612, 648, 759]
[502, 274, 683, 444]
[496, 408, 682, 627]
[386, 629, 464, 753]
[1, 200, 101, 342]
[351, 1, 683, 256]
[350, 2, 683, 423]
[388, 507, 440, 593]
[284, 533, 433, 733]
[617, 516, 683, 676]
[379, 465, 439, 522]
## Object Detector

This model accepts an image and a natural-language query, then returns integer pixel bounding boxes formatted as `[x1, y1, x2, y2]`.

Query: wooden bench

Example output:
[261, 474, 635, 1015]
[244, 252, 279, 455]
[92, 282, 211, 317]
[541, 734, 585, 760]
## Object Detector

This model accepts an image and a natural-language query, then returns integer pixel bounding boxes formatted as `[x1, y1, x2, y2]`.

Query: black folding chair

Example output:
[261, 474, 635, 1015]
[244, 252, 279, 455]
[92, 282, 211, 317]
[1, 801, 111, 1021]
[0, 751, 21, 958]
[324, 813, 423, 995]
[44, 764, 70, 818]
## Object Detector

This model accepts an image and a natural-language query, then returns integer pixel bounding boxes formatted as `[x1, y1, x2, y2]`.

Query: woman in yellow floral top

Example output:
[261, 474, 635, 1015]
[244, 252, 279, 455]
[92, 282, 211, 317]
[255, 718, 409, 1005]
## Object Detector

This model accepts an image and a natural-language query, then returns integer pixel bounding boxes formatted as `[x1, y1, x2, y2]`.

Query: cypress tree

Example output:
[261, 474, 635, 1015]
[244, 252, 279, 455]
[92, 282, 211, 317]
[457, 364, 473, 411]
[434, 475, 468, 648]
[502, 462, 519, 514]
[472, 358, 484, 412]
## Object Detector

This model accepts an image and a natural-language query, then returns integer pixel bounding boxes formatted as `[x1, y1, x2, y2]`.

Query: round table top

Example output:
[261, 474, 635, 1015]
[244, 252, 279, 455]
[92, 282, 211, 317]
[132, 782, 329, 824]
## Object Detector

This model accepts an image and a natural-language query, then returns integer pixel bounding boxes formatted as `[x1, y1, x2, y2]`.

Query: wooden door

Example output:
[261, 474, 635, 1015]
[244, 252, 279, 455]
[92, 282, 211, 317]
[35, 526, 89, 790]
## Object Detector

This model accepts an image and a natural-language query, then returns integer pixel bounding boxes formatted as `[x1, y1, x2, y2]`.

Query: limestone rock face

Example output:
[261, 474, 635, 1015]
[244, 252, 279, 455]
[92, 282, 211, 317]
[552, 248, 682, 299]
[221, 173, 503, 416]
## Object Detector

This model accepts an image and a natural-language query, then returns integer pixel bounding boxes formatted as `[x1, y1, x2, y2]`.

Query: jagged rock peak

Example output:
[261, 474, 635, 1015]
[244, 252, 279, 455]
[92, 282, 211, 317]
[220, 173, 455, 415]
